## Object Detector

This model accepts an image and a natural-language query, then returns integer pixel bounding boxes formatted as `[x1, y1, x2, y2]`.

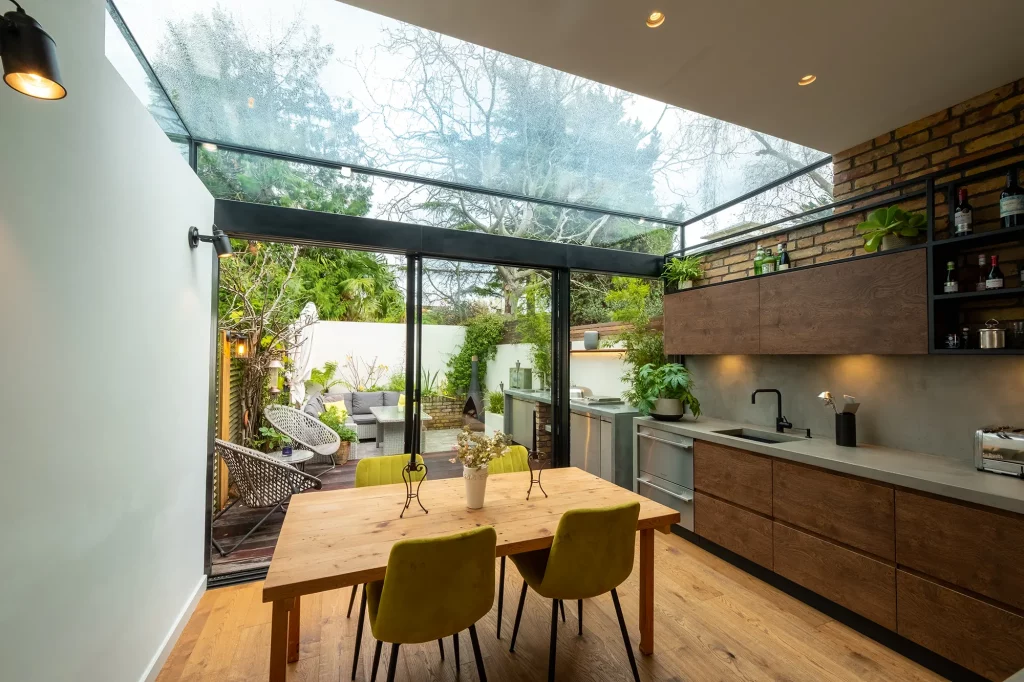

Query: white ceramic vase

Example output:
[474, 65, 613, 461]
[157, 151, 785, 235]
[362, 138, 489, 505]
[464, 464, 489, 509]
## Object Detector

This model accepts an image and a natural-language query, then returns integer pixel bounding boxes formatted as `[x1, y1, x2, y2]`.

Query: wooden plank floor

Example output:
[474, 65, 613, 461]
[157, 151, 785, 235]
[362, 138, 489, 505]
[164, 533, 944, 682]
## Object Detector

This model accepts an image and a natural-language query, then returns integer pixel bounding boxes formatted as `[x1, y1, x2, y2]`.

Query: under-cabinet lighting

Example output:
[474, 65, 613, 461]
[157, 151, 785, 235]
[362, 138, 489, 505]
[798, 74, 817, 86]
[646, 11, 665, 28]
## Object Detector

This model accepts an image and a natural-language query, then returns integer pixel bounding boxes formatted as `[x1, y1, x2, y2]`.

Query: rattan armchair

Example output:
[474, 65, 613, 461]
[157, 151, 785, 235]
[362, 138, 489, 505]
[212, 439, 322, 557]
[264, 404, 342, 473]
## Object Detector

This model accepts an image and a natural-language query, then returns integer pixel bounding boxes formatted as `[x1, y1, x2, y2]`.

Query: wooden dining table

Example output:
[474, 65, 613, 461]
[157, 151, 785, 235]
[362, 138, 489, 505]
[262, 466, 681, 681]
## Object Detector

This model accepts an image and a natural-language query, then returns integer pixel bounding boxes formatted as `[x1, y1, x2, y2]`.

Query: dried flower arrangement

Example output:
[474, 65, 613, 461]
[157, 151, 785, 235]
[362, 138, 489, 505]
[450, 426, 511, 470]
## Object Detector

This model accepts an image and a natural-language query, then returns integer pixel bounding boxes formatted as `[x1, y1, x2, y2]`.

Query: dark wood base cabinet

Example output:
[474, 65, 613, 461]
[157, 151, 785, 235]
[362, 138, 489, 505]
[693, 438, 1024, 680]
[773, 522, 896, 630]
[694, 492, 773, 570]
[897, 571, 1024, 681]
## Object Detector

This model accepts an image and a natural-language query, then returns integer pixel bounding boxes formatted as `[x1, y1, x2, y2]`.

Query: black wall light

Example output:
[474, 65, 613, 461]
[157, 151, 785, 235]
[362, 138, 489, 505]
[188, 226, 233, 258]
[1, 1, 65, 100]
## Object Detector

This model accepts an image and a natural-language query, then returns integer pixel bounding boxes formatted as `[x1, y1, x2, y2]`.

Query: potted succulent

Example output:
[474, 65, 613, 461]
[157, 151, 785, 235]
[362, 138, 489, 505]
[856, 206, 926, 252]
[626, 363, 701, 421]
[663, 255, 704, 290]
[449, 426, 511, 509]
[319, 404, 359, 465]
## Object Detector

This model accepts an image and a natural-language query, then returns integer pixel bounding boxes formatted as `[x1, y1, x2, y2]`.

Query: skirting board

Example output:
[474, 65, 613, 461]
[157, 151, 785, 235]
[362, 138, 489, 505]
[138, 574, 207, 682]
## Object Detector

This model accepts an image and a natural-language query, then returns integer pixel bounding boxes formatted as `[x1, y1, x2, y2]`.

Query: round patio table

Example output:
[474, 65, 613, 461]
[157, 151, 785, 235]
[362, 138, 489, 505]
[264, 449, 314, 472]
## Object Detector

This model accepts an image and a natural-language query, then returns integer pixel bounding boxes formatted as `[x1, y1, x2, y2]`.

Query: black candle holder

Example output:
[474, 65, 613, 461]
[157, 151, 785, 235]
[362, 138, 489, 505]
[400, 461, 429, 518]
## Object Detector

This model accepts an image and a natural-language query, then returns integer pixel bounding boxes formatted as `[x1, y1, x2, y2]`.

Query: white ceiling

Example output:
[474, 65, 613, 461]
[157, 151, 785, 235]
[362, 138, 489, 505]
[339, 0, 1024, 154]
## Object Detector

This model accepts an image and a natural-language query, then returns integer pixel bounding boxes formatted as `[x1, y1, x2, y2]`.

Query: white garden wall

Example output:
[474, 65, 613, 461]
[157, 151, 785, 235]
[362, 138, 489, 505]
[304, 321, 466, 389]
[485, 342, 630, 401]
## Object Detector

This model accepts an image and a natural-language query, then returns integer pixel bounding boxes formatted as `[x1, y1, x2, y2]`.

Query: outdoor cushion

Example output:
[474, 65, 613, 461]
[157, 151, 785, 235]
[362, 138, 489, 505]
[349, 413, 377, 425]
[303, 394, 325, 417]
[323, 399, 348, 416]
[325, 390, 353, 413]
[351, 391, 385, 414]
[383, 391, 401, 406]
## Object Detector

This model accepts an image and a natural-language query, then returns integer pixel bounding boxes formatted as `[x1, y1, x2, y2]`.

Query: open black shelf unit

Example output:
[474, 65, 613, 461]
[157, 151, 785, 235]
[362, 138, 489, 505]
[926, 149, 1024, 355]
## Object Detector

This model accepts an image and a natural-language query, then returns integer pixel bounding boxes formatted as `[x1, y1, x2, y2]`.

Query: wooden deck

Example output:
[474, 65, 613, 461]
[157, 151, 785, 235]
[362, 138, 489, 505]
[211, 443, 464, 577]
[164, 532, 943, 682]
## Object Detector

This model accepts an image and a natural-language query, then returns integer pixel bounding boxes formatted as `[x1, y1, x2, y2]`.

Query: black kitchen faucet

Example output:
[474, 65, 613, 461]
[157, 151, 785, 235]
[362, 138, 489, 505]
[752, 389, 792, 433]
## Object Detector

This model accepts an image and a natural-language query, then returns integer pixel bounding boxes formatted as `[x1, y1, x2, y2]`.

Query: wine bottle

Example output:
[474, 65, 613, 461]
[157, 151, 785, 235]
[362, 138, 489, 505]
[954, 187, 973, 236]
[761, 248, 776, 274]
[753, 245, 765, 276]
[777, 243, 790, 270]
[1000, 171, 1024, 228]
[976, 254, 988, 291]
[943, 261, 959, 293]
[986, 255, 1005, 290]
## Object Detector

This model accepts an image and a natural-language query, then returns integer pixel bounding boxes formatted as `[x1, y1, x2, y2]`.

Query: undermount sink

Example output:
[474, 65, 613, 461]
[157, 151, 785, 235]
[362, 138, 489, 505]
[712, 428, 805, 445]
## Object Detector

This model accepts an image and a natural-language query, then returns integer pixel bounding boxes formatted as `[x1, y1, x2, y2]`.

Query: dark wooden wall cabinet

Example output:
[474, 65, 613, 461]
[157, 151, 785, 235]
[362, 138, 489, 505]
[692, 439, 1024, 681]
[664, 249, 928, 355]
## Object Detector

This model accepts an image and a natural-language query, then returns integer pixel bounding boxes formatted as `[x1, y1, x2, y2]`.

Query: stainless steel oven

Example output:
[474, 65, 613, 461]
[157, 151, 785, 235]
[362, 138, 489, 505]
[635, 424, 694, 531]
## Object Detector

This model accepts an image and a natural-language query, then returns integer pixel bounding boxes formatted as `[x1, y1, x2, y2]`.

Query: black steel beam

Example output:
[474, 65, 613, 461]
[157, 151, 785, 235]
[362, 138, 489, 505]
[550, 269, 571, 468]
[213, 199, 663, 278]
[404, 256, 416, 454]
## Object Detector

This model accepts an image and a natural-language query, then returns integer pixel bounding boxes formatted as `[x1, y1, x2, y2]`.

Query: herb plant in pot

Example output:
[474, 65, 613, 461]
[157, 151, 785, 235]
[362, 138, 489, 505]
[628, 363, 701, 421]
[663, 255, 704, 290]
[319, 405, 359, 465]
[449, 427, 511, 509]
[856, 206, 926, 252]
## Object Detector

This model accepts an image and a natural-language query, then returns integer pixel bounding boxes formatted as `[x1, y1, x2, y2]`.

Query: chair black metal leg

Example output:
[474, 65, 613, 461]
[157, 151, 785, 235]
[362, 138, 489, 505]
[438, 638, 445, 661]
[385, 643, 401, 682]
[496, 556, 506, 639]
[611, 589, 640, 682]
[351, 585, 366, 680]
[347, 585, 357, 618]
[509, 580, 528, 653]
[548, 599, 559, 682]
[369, 640, 383, 682]
[559, 599, 566, 623]
[469, 625, 487, 682]
[454, 631, 460, 669]
[577, 599, 583, 636]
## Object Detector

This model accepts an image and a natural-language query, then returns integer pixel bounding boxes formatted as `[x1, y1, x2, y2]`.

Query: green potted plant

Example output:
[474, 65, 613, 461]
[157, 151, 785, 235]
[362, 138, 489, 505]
[319, 405, 359, 465]
[253, 425, 292, 453]
[663, 255, 704, 290]
[626, 363, 701, 421]
[856, 205, 926, 252]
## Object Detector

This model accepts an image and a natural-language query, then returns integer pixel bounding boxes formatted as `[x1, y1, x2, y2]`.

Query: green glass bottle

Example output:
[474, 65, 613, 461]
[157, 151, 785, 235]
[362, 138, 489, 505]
[753, 245, 765, 276]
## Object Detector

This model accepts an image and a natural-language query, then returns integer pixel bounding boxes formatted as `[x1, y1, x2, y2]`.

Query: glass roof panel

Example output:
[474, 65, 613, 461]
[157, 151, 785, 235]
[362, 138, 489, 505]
[112, 0, 829, 224]
[198, 147, 677, 255]
[685, 163, 835, 252]
[104, 3, 188, 136]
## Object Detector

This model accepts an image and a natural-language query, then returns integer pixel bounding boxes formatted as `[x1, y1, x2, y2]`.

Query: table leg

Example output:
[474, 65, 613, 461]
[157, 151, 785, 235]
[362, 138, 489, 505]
[270, 599, 291, 682]
[639, 528, 654, 655]
[288, 595, 301, 663]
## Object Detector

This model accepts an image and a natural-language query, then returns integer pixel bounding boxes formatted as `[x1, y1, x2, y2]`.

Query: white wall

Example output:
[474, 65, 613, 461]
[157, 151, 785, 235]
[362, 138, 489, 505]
[305, 321, 466, 388]
[0, 1, 214, 680]
[485, 342, 630, 401]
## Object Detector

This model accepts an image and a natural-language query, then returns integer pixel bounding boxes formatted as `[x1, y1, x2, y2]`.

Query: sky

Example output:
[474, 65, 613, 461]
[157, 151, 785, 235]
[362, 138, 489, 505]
[107, 0, 830, 247]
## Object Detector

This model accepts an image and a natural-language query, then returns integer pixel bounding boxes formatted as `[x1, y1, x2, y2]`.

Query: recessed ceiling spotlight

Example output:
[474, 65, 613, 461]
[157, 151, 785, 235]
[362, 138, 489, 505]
[798, 74, 817, 86]
[646, 11, 665, 28]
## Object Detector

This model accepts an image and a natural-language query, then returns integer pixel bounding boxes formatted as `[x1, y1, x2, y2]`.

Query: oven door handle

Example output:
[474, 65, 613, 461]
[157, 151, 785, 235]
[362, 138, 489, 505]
[637, 477, 693, 502]
[636, 432, 692, 449]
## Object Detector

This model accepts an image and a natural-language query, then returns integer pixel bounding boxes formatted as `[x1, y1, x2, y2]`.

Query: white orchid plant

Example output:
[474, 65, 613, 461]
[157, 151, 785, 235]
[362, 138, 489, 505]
[450, 426, 511, 470]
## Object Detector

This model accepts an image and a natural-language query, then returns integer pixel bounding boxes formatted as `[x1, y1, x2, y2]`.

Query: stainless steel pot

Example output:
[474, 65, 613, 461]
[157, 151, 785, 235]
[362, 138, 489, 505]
[979, 318, 1006, 349]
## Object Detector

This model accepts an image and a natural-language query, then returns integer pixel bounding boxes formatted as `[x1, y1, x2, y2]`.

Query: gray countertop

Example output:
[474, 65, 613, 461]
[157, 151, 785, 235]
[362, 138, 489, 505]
[635, 415, 1024, 515]
[505, 388, 640, 418]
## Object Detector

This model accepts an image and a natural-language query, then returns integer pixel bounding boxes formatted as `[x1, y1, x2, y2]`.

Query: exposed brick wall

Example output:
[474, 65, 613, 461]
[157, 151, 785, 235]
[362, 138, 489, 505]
[535, 402, 552, 460]
[697, 78, 1024, 287]
[422, 395, 465, 430]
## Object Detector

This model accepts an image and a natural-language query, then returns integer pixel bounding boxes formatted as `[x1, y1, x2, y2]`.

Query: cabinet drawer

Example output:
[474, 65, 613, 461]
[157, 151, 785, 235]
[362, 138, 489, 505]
[895, 490, 1024, 612]
[637, 474, 693, 532]
[636, 426, 693, 489]
[773, 461, 894, 560]
[694, 492, 772, 569]
[693, 440, 772, 515]
[897, 570, 1024, 681]
[774, 523, 896, 630]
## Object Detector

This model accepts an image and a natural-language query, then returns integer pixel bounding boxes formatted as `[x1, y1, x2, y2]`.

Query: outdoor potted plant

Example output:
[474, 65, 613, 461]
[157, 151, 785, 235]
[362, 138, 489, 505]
[319, 404, 359, 465]
[449, 426, 511, 509]
[662, 255, 704, 290]
[627, 362, 702, 421]
[856, 205, 926, 252]
[484, 390, 505, 435]
[254, 425, 292, 453]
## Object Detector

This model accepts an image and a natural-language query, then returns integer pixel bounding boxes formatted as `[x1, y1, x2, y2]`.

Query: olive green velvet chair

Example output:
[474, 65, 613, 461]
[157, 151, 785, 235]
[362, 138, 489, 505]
[508, 501, 641, 682]
[366, 526, 497, 682]
[487, 445, 531, 639]
[348, 454, 426, 681]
